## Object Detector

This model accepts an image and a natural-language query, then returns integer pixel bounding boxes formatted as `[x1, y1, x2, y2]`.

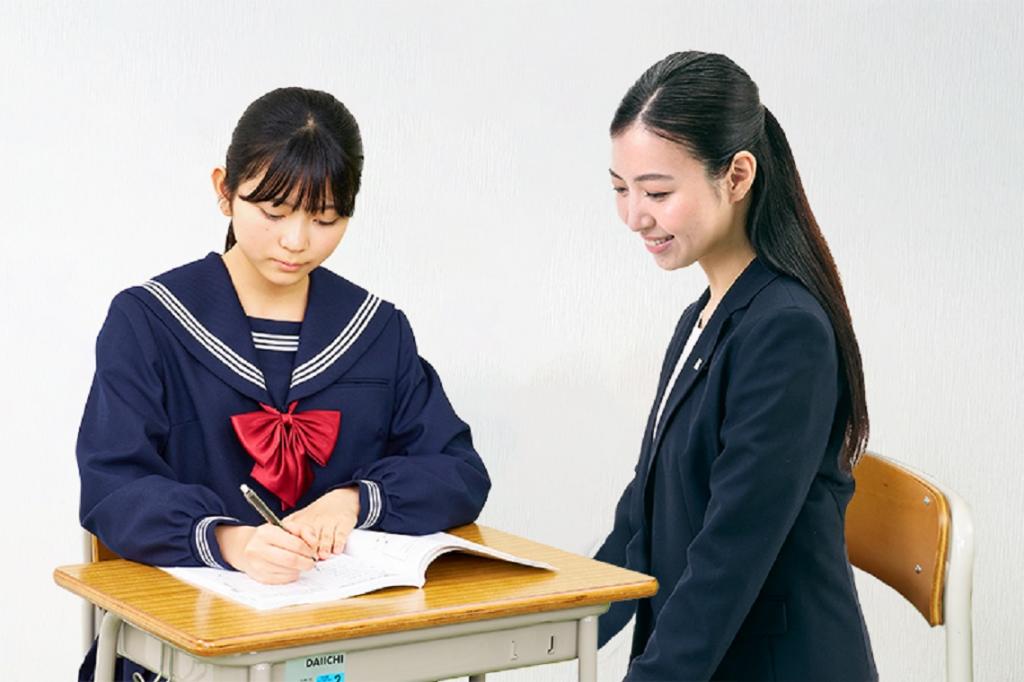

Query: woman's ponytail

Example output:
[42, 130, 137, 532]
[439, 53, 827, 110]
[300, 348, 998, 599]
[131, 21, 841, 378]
[750, 107, 869, 470]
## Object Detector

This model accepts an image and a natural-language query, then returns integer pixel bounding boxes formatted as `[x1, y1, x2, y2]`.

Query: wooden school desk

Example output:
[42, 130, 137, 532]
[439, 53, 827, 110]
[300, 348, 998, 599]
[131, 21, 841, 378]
[54, 524, 657, 682]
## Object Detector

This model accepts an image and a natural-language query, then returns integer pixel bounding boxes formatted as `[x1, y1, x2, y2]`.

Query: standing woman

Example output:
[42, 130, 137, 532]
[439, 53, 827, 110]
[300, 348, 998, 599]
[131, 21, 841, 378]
[76, 87, 489, 680]
[596, 52, 876, 681]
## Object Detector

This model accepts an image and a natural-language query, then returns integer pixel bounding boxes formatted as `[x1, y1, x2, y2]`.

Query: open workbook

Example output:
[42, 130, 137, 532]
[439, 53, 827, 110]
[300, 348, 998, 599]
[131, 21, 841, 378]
[161, 529, 555, 610]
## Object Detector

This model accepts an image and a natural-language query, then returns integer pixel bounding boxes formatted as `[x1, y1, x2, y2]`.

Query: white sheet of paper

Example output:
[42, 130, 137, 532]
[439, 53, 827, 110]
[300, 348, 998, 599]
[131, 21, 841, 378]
[162, 553, 402, 610]
[160, 530, 555, 610]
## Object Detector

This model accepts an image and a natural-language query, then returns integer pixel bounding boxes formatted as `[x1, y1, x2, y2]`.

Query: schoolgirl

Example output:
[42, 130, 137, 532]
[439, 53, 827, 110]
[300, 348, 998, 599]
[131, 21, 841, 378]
[595, 53, 877, 681]
[76, 87, 490, 680]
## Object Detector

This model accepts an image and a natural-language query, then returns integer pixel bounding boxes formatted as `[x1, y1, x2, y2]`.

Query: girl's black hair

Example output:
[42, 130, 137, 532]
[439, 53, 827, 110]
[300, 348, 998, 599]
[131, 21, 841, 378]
[612, 51, 868, 472]
[222, 87, 364, 250]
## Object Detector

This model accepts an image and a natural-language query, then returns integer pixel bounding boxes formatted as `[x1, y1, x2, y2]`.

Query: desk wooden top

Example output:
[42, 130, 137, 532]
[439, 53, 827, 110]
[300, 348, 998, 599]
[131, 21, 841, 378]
[54, 524, 656, 657]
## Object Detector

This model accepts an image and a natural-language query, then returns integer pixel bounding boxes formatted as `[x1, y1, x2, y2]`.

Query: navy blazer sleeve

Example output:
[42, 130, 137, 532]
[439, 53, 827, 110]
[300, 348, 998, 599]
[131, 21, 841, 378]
[347, 311, 490, 533]
[625, 307, 840, 681]
[594, 469, 641, 646]
[76, 295, 238, 568]
[595, 301, 698, 647]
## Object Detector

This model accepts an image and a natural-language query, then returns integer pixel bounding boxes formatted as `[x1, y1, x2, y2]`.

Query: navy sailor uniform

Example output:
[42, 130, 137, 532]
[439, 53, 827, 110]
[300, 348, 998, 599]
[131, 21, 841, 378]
[76, 251, 490, 572]
[248, 316, 301, 408]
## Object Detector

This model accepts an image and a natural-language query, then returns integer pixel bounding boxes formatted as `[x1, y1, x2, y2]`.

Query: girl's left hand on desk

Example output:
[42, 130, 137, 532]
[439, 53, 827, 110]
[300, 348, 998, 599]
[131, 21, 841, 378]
[283, 486, 361, 560]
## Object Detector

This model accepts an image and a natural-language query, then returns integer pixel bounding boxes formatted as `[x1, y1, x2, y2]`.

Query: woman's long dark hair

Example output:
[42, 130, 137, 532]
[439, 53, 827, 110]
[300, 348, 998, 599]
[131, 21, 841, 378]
[221, 87, 364, 251]
[612, 51, 868, 471]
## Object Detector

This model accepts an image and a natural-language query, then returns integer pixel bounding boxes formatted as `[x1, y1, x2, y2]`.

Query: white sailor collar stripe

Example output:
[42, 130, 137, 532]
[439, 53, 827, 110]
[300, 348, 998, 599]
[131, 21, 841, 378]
[291, 292, 382, 388]
[142, 279, 267, 389]
[132, 253, 394, 404]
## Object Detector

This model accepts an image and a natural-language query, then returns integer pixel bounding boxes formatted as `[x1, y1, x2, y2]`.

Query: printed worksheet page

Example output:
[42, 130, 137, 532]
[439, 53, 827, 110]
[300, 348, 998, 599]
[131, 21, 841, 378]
[160, 530, 555, 610]
[161, 552, 407, 610]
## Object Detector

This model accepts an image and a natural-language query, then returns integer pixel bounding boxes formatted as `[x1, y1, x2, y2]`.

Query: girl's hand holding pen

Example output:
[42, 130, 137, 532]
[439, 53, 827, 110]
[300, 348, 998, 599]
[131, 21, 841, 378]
[214, 524, 317, 584]
[217, 484, 359, 583]
[283, 486, 361, 560]
[215, 483, 323, 583]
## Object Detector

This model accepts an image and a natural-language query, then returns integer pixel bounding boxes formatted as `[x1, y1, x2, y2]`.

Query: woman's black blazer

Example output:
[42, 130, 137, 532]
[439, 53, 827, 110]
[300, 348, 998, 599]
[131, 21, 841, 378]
[596, 258, 877, 681]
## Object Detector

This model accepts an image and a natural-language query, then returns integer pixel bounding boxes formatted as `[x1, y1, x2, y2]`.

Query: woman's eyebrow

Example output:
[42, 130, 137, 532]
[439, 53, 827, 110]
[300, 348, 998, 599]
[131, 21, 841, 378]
[608, 169, 675, 182]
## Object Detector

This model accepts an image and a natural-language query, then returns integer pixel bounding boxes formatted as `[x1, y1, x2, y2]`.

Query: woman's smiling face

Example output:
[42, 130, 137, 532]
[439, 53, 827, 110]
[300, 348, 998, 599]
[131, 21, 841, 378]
[610, 124, 744, 272]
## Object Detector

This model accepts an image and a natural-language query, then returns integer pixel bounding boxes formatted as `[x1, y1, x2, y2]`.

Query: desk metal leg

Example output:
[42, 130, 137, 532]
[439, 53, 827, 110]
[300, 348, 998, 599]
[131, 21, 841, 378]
[576, 615, 597, 682]
[82, 601, 96, 655]
[468, 675, 486, 682]
[249, 661, 272, 681]
[94, 611, 123, 682]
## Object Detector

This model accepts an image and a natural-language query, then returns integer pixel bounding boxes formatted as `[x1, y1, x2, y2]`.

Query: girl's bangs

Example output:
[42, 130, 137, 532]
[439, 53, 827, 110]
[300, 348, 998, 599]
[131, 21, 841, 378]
[239, 133, 356, 216]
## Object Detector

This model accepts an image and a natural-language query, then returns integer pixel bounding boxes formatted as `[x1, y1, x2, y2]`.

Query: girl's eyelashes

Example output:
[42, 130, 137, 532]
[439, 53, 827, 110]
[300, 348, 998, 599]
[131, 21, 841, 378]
[612, 186, 628, 195]
[260, 205, 340, 226]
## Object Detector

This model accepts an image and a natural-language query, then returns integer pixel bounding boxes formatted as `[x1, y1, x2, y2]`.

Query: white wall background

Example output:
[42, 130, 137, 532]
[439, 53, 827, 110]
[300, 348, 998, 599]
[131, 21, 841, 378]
[1, 1, 1021, 679]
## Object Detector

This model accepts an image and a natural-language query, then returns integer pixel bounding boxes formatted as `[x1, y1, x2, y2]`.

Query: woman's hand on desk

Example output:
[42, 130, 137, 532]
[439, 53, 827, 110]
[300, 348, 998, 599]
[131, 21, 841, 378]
[283, 487, 360, 560]
[214, 524, 317, 584]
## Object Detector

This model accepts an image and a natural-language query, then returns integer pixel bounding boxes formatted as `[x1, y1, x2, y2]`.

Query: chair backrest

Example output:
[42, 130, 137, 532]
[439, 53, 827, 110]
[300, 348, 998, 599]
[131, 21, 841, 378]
[89, 534, 120, 562]
[846, 452, 949, 624]
[846, 451, 974, 681]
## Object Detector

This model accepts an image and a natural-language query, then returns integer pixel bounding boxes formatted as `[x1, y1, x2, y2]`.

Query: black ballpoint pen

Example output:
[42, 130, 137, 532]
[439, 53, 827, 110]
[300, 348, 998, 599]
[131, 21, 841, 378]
[240, 483, 320, 571]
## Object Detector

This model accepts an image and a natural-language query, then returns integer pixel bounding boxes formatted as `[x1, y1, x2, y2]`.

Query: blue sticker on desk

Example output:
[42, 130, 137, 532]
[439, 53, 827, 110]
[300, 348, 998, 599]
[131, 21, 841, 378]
[285, 652, 345, 682]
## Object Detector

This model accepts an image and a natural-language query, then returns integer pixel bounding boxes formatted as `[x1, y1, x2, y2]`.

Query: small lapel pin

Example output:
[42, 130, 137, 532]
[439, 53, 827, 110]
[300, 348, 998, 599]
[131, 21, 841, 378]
[693, 358, 703, 370]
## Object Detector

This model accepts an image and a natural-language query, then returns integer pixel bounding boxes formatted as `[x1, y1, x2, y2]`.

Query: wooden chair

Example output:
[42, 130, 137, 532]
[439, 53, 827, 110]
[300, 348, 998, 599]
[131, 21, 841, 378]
[846, 452, 975, 681]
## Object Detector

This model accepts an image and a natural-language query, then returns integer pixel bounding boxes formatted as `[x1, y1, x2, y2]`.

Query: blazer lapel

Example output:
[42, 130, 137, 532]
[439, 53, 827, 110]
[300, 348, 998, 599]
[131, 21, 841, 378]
[652, 296, 708, 427]
[129, 252, 272, 405]
[629, 296, 705, 528]
[637, 298, 705, 455]
[645, 258, 779, 484]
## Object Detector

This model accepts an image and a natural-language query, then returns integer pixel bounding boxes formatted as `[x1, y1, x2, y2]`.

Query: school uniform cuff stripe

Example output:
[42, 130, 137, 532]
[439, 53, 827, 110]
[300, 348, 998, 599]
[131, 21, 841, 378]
[357, 480, 382, 529]
[291, 294, 381, 387]
[143, 281, 266, 389]
[195, 515, 239, 569]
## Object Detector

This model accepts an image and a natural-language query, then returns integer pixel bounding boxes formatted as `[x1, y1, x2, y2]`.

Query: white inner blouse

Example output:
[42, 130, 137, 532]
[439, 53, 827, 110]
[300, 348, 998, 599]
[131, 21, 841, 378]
[653, 317, 703, 438]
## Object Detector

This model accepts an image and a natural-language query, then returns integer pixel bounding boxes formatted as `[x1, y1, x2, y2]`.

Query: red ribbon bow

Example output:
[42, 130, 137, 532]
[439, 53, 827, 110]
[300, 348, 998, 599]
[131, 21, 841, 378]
[230, 401, 341, 510]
